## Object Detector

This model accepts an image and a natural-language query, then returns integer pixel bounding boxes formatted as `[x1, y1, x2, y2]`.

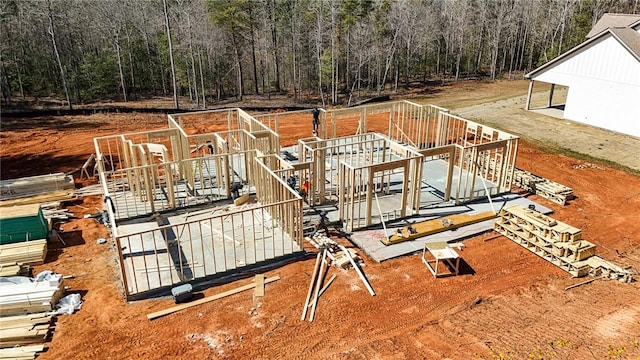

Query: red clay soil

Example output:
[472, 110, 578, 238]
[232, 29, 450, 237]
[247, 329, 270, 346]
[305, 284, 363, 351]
[1, 100, 639, 359]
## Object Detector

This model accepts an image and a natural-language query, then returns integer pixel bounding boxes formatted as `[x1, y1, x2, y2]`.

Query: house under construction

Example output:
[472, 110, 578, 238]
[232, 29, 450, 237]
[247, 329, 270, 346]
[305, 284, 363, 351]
[94, 100, 520, 299]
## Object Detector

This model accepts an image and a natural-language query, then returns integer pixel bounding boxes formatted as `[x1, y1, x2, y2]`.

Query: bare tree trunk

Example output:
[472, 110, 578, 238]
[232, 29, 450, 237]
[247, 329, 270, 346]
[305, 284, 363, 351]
[249, 8, 259, 95]
[163, 0, 179, 109]
[197, 48, 206, 109]
[114, 33, 128, 102]
[46, 0, 72, 110]
[267, 0, 280, 92]
[187, 15, 199, 108]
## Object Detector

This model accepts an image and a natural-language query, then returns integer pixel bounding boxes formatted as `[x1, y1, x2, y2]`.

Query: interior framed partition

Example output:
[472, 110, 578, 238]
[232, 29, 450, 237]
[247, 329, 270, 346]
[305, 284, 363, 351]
[95, 108, 302, 299]
[337, 134, 424, 231]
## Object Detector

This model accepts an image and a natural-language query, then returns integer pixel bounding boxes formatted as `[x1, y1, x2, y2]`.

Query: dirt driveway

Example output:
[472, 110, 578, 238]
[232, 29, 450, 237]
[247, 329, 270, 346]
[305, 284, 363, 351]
[449, 81, 640, 172]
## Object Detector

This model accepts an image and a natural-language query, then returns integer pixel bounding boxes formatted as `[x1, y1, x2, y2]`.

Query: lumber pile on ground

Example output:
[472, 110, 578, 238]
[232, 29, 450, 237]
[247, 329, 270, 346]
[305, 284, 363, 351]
[0, 275, 65, 316]
[0, 173, 76, 207]
[0, 263, 30, 277]
[511, 168, 574, 205]
[0, 240, 48, 266]
[494, 205, 632, 282]
[0, 313, 53, 349]
[0, 344, 46, 360]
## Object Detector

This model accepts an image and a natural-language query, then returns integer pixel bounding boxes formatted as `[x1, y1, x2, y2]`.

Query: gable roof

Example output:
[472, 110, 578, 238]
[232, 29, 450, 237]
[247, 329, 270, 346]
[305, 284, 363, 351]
[526, 27, 640, 79]
[586, 13, 640, 38]
[610, 27, 640, 61]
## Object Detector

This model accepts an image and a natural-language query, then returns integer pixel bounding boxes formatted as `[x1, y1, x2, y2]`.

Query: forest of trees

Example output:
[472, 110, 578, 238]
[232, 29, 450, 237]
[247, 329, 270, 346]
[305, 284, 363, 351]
[0, 0, 638, 109]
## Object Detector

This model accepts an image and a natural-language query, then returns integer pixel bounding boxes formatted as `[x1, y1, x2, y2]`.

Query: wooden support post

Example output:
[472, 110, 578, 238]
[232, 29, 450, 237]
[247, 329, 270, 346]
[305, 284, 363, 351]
[365, 169, 374, 227]
[548, 83, 555, 108]
[525, 80, 534, 110]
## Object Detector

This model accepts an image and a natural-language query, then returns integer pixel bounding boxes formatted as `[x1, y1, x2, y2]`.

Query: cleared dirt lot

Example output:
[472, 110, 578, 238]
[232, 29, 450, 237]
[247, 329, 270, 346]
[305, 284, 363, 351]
[1, 80, 639, 359]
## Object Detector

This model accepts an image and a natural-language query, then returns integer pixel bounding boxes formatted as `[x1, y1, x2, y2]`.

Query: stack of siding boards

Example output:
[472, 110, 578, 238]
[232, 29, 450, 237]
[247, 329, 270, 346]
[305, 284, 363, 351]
[0, 276, 65, 316]
[0, 240, 48, 266]
[0, 173, 76, 207]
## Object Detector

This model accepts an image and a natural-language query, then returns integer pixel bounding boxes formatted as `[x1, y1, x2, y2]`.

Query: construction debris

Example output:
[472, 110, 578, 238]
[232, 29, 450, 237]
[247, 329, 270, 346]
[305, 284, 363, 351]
[494, 205, 632, 282]
[147, 274, 280, 320]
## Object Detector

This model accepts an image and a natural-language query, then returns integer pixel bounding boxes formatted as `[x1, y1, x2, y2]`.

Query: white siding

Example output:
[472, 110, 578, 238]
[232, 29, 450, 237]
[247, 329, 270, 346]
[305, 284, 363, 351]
[532, 35, 640, 137]
[563, 79, 640, 137]
[534, 36, 640, 86]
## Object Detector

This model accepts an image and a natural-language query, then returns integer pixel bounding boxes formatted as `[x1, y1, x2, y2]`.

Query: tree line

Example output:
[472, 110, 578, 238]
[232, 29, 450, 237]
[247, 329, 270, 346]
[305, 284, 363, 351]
[0, 0, 637, 109]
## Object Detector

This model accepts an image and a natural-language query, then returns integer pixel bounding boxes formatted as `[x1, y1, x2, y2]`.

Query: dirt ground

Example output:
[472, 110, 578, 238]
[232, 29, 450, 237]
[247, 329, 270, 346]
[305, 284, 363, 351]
[1, 80, 640, 359]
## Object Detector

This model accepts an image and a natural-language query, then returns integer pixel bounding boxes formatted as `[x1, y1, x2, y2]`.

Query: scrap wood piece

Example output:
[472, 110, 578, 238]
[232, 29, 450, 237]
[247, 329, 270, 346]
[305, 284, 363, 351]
[147, 275, 280, 320]
[253, 274, 265, 297]
[564, 276, 602, 291]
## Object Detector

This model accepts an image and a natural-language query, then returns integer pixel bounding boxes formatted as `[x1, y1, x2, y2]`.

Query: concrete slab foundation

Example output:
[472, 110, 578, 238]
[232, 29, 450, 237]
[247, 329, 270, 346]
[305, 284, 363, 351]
[349, 193, 551, 262]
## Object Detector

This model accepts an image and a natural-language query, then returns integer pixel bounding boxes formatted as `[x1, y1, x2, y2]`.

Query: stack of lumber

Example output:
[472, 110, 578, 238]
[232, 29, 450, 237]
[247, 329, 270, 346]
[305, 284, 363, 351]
[511, 168, 574, 205]
[0, 240, 47, 266]
[41, 207, 74, 221]
[0, 276, 65, 316]
[0, 173, 75, 207]
[0, 344, 46, 360]
[0, 313, 53, 349]
[74, 184, 104, 197]
[0, 263, 30, 277]
[494, 205, 632, 282]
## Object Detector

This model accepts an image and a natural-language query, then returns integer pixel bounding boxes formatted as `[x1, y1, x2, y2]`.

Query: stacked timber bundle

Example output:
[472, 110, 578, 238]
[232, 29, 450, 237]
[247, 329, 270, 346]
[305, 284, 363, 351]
[511, 168, 574, 205]
[494, 205, 633, 282]
[0, 263, 30, 277]
[0, 313, 53, 348]
[0, 273, 65, 316]
[0, 173, 75, 207]
[0, 344, 46, 359]
[0, 240, 48, 266]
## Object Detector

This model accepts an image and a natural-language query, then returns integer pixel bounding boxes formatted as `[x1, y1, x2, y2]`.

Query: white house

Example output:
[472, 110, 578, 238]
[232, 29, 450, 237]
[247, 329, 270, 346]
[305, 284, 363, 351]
[525, 13, 640, 138]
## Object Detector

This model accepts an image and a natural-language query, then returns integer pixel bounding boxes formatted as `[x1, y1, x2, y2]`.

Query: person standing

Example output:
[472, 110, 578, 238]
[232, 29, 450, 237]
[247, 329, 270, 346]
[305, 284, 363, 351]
[311, 107, 320, 136]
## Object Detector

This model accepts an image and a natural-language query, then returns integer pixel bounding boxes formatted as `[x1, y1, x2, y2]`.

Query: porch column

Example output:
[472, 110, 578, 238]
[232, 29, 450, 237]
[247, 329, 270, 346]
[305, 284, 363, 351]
[525, 80, 534, 110]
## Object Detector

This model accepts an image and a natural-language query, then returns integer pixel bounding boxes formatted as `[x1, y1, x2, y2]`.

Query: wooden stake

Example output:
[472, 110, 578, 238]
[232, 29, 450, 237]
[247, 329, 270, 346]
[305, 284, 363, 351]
[253, 274, 265, 298]
[147, 275, 280, 320]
